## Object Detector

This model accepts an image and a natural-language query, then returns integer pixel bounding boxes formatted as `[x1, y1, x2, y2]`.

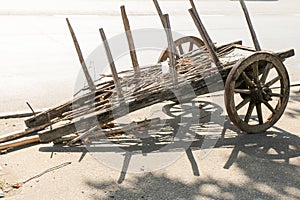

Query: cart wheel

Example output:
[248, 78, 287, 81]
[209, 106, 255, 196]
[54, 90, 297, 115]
[158, 36, 204, 62]
[225, 52, 290, 133]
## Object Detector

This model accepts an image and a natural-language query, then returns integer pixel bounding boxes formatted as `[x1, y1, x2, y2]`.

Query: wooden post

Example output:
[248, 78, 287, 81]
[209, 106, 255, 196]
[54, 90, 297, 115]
[120, 5, 140, 75]
[99, 28, 123, 98]
[239, 0, 261, 51]
[189, 8, 220, 68]
[163, 14, 178, 86]
[66, 18, 96, 91]
[189, 0, 215, 50]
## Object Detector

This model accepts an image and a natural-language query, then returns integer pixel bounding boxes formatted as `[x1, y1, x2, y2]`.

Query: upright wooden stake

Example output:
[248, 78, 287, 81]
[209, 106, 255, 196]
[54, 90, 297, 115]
[189, 9, 220, 68]
[120, 5, 140, 75]
[66, 18, 96, 91]
[163, 14, 178, 86]
[189, 0, 215, 50]
[239, 0, 261, 51]
[99, 28, 123, 98]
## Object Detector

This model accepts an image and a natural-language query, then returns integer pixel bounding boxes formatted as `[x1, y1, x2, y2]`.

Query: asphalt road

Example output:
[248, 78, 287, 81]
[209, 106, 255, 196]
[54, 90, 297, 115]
[0, 0, 299, 199]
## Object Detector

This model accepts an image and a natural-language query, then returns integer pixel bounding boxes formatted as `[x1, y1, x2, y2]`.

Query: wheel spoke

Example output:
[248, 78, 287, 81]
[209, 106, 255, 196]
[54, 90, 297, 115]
[245, 101, 255, 123]
[189, 42, 194, 51]
[270, 93, 283, 98]
[260, 63, 273, 84]
[265, 76, 281, 88]
[256, 103, 263, 124]
[263, 101, 276, 114]
[242, 72, 255, 87]
[178, 44, 184, 55]
[252, 62, 259, 84]
[236, 97, 251, 111]
[234, 89, 251, 94]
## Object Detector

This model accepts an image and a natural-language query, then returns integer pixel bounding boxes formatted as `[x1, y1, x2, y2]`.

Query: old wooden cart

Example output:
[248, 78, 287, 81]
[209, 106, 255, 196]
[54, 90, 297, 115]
[0, 0, 295, 149]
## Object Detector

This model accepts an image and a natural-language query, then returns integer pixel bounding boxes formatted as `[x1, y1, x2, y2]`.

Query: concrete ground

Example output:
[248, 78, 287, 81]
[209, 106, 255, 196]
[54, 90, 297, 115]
[0, 0, 300, 199]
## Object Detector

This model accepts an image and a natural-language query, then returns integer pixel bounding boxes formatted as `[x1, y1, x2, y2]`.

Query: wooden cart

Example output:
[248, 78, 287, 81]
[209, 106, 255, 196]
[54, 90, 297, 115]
[0, 0, 295, 149]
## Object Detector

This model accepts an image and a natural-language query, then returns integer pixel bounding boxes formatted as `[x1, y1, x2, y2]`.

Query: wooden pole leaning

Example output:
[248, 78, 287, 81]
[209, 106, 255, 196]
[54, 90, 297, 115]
[153, 0, 164, 25]
[188, 8, 221, 68]
[99, 28, 123, 99]
[66, 18, 96, 92]
[239, 0, 261, 51]
[163, 14, 178, 86]
[120, 5, 140, 75]
[189, 0, 215, 50]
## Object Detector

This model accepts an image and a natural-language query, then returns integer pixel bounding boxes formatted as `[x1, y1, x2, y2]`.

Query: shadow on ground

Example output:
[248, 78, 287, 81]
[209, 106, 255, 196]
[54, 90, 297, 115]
[38, 100, 300, 199]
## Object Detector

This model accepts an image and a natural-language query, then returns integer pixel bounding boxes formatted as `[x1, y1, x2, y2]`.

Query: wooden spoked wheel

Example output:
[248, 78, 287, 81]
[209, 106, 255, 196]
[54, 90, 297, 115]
[158, 36, 204, 62]
[225, 52, 290, 133]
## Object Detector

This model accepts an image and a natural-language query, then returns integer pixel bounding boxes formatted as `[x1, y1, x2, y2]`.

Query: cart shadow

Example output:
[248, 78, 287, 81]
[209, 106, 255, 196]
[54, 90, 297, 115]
[39, 99, 300, 185]
[285, 89, 300, 118]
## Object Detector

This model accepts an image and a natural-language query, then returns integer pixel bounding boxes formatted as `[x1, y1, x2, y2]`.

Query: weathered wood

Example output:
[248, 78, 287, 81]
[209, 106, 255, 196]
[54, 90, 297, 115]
[120, 5, 140, 75]
[239, 0, 261, 51]
[158, 36, 205, 62]
[163, 14, 178, 86]
[99, 28, 123, 98]
[66, 18, 96, 91]
[38, 70, 228, 143]
[0, 135, 40, 150]
[276, 49, 295, 60]
[0, 123, 51, 143]
[153, 0, 164, 26]
[0, 111, 41, 120]
[189, 0, 215, 50]
[225, 52, 290, 133]
[25, 103, 71, 128]
[25, 84, 114, 128]
[189, 8, 221, 68]
[68, 118, 161, 145]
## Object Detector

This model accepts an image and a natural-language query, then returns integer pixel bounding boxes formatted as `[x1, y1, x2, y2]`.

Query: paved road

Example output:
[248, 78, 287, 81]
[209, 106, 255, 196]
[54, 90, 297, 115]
[0, 1, 299, 199]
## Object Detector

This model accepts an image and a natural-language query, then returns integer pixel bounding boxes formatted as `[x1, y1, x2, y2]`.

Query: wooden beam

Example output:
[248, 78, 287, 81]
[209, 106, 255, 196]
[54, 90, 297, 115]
[99, 28, 123, 99]
[120, 5, 140, 75]
[66, 18, 96, 91]
[0, 136, 40, 150]
[0, 123, 50, 143]
[239, 0, 261, 51]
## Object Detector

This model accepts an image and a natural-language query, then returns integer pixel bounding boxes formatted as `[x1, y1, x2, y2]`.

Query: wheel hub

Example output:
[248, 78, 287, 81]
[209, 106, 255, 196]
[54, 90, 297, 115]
[250, 85, 272, 103]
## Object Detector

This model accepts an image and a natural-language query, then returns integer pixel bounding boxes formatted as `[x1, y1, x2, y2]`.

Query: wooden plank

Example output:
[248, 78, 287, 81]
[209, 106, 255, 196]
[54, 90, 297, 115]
[0, 136, 40, 150]
[99, 28, 123, 98]
[0, 123, 51, 143]
[188, 8, 221, 68]
[120, 5, 140, 75]
[66, 18, 96, 91]
[216, 40, 243, 51]
[239, 0, 261, 51]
